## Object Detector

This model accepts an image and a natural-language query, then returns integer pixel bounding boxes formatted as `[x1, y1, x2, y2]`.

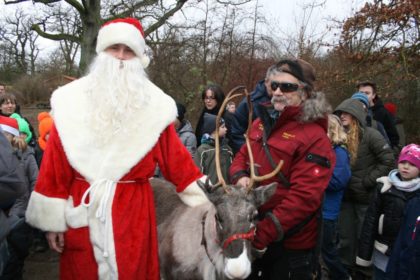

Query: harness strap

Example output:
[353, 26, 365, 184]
[223, 227, 256, 249]
[284, 207, 320, 240]
[262, 133, 290, 187]
[201, 211, 218, 266]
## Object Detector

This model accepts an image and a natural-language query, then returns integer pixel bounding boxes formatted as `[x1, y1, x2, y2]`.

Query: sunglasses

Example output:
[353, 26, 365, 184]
[270, 81, 302, 93]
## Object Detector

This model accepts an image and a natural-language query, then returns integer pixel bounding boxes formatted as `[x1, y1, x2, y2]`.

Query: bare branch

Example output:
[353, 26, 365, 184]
[64, 0, 85, 15]
[4, 0, 60, 4]
[216, 0, 252, 5]
[144, 0, 189, 36]
[31, 24, 79, 42]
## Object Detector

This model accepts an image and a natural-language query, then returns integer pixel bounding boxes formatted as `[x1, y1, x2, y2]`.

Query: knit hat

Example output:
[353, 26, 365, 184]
[0, 115, 19, 137]
[398, 144, 420, 170]
[384, 102, 397, 116]
[10, 113, 32, 143]
[276, 58, 316, 89]
[334, 98, 367, 126]
[176, 103, 186, 122]
[202, 113, 225, 135]
[351, 92, 369, 109]
[96, 17, 150, 68]
[37, 112, 53, 150]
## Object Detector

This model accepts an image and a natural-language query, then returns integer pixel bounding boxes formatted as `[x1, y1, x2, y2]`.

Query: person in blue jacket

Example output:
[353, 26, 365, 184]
[321, 114, 352, 280]
[230, 66, 275, 153]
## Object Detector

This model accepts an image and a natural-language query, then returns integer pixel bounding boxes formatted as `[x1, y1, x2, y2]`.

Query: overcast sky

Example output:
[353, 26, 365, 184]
[0, 0, 369, 55]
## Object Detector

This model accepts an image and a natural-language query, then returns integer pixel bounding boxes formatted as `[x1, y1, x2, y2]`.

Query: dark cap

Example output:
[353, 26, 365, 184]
[202, 113, 225, 135]
[276, 58, 316, 89]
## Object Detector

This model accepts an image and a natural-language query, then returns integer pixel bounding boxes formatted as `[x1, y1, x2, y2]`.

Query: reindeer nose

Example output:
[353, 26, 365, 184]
[224, 246, 251, 279]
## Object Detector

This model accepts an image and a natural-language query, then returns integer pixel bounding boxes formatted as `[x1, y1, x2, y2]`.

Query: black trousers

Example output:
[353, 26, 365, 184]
[247, 242, 317, 280]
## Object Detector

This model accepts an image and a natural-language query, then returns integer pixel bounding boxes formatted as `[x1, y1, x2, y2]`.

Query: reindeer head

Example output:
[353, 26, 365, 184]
[197, 86, 283, 279]
[197, 180, 277, 279]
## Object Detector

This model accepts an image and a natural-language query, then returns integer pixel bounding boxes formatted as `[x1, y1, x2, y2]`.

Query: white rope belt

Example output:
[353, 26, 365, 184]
[80, 178, 135, 257]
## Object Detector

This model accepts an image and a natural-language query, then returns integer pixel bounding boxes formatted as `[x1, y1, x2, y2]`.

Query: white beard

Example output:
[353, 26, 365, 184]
[84, 53, 150, 146]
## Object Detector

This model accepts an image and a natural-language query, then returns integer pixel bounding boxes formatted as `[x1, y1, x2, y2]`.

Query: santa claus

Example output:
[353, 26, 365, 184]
[26, 17, 208, 280]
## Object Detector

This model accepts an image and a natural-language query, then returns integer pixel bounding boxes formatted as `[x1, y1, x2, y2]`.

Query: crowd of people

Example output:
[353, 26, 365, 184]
[0, 17, 418, 280]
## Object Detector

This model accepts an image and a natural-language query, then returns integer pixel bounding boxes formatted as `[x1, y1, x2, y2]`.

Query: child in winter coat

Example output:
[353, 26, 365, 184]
[0, 115, 39, 279]
[386, 185, 420, 280]
[321, 114, 352, 280]
[174, 103, 197, 157]
[194, 113, 233, 185]
[356, 143, 420, 280]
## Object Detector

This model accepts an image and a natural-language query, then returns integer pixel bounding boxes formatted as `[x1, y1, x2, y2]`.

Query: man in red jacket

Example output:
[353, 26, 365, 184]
[230, 58, 335, 280]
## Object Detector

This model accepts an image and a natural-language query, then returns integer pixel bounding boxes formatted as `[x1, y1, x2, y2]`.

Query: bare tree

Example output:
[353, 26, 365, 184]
[4, 0, 191, 72]
[0, 9, 39, 74]
[272, 0, 328, 59]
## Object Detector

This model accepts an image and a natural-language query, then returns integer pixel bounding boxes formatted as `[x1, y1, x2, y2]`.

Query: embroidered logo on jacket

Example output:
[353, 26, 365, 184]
[282, 132, 295, 139]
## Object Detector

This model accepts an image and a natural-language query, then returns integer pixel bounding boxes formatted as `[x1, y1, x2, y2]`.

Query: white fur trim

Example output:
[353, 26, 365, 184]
[378, 214, 384, 235]
[50, 77, 177, 183]
[96, 22, 150, 68]
[26, 191, 67, 232]
[0, 124, 19, 137]
[178, 176, 210, 207]
[140, 54, 150, 68]
[374, 240, 389, 254]
[65, 197, 88, 228]
[377, 176, 392, 193]
[356, 256, 372, 267]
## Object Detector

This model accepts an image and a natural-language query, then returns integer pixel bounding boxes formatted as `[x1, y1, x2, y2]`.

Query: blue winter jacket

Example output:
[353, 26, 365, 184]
[386, 191, 420, 280]
[322, 145, 351, 220]
[230, 80, 270, 153]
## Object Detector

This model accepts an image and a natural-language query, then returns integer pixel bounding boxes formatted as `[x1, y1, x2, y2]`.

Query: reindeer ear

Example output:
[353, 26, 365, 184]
[197, 177, 219, 194]
[253, 182, 277, 208]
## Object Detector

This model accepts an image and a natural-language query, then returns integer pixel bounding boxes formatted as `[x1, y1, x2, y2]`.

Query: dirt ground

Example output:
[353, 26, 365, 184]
[23, 250, 59, 280]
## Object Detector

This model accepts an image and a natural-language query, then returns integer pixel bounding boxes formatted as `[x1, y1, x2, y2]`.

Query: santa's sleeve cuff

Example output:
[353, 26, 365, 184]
[178, 176, 210, 207]
[26, 191, 68, 232]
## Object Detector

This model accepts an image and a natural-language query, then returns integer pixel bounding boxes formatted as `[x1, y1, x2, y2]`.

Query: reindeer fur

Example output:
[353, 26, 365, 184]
[151, 178, 277, 280]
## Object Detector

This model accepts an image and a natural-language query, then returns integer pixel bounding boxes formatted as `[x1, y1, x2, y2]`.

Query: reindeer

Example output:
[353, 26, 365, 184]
[151, 87, 283, 280]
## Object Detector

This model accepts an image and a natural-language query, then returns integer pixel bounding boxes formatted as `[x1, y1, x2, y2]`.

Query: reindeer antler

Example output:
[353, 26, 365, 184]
[215, 86, 247, 193]
[243, 89, 283, 193]
[245, 134, 284, 193]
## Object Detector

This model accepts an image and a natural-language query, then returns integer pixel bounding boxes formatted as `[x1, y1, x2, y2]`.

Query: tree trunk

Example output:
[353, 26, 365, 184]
[78, 1, 101, 74]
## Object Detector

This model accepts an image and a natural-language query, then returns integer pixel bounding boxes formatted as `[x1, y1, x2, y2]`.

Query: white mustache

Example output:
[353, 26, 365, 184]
[271, 96, 287, 104]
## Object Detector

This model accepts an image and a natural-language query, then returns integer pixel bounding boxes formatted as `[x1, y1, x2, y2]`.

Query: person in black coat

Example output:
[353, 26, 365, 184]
[386, 190, 420, 280]
[194, 84, 235, 148]
[356, 81, 399, 148]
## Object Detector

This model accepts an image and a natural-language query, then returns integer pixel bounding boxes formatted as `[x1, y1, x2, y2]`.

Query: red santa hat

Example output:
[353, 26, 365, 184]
[95, 17, 150, 68]
[0, 115, 20, 137]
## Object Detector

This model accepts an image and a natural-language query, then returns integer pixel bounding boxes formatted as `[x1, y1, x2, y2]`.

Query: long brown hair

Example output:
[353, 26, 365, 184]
[346, 118, 361, 166]
[328, 114, 347, 146]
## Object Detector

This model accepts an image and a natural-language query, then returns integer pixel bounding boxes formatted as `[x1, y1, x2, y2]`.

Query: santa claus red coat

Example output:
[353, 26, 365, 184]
[26, 76, 207, 279]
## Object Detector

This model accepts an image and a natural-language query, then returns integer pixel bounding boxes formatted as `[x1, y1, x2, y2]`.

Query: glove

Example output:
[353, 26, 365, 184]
[252, 217, 281, 250]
